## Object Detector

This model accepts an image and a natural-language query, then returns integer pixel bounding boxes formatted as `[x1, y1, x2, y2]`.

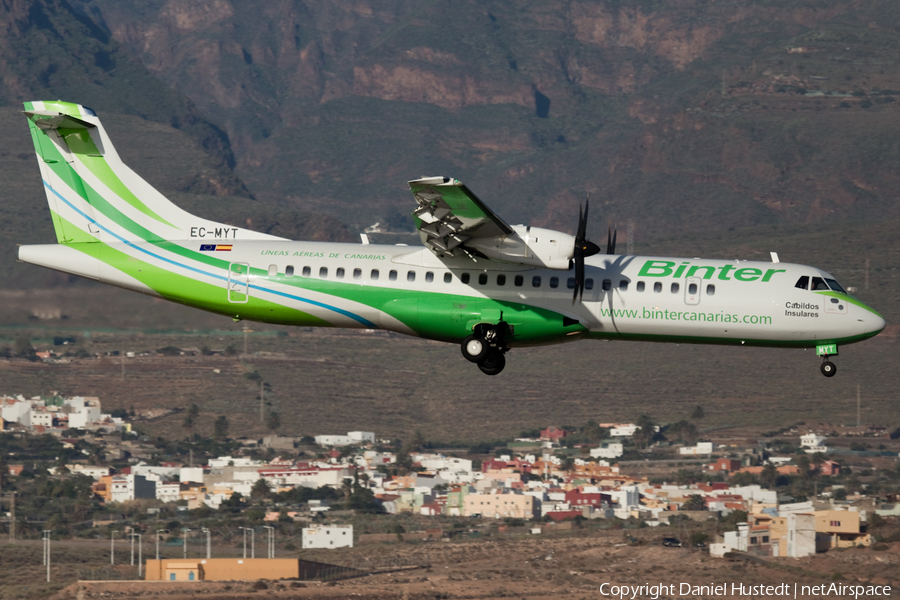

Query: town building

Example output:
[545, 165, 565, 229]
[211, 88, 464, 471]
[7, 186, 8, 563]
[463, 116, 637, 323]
[302, 525, 354, 549]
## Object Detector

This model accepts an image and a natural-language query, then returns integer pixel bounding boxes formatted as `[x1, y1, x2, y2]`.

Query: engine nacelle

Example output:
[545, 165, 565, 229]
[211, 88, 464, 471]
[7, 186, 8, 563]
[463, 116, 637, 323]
[465, 225, 575, 269]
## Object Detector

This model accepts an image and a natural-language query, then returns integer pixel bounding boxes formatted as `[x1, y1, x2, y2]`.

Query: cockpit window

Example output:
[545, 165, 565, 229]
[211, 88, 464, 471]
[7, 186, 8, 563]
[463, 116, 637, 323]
[810, 276, 829, 291]
[794, 276, 809, 290]
[824, 278, 845, 293]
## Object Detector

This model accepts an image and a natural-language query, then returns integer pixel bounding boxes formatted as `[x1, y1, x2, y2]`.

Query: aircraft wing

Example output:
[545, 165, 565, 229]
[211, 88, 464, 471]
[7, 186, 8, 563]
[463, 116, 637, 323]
[408, 176, 514, 257]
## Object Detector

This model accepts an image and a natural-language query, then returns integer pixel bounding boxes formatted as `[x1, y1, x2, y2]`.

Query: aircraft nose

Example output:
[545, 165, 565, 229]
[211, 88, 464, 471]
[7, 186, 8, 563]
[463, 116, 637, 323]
[859, 311, 886, 337]
[871, 314, 886, 334]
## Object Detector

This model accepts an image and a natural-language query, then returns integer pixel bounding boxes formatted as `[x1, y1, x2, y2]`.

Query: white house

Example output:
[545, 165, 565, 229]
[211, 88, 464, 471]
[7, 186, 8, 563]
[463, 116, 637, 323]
[180, 467, 205, 484]
[302, 525, 353, 549]
[609, 424, 639, 437]
[801, 433, 827, 453]
[590, 442, 623, 459]
[348, 431, 375, 444]
[69, 465, 110, 480]
[156, 483, 181, 503]
[207, 456, 261, 468]
[109, 474, 156, 503]
[314, 435, 354, 447]
[679, 442, 715, 455]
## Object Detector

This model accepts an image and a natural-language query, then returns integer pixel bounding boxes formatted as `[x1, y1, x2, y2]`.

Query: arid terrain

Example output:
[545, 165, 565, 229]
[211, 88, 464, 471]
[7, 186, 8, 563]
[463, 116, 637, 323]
[22, 533, 899, 600]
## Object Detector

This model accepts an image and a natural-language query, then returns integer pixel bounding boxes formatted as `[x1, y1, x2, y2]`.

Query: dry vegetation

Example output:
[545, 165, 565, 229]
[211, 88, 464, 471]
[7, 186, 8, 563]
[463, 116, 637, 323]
[3, 533, 893, 600]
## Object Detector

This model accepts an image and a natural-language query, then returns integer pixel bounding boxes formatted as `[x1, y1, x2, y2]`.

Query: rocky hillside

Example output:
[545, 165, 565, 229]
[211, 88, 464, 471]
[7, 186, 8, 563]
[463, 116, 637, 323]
[1, 0, 899, 283]
[80, 0, 900, 236]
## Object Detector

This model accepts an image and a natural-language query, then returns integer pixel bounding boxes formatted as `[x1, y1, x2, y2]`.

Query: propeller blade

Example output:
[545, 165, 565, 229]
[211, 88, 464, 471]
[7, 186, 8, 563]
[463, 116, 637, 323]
[609, 225, 617, 255]
[573, 197, 592, 303]
[573, 251, 584, 304]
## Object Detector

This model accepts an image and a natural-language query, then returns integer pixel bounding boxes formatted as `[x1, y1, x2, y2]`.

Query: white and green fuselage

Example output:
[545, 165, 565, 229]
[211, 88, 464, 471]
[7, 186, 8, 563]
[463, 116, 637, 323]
[17, 101, 885, 374]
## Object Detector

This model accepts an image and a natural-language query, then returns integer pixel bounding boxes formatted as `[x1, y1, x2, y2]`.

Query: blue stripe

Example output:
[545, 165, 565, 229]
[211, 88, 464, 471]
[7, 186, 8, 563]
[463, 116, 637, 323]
[44, 180, 379, 328]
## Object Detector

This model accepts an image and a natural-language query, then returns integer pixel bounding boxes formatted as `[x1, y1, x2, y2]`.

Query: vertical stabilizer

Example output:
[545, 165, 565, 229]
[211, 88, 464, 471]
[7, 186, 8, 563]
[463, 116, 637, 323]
[23, 100, 281, 245]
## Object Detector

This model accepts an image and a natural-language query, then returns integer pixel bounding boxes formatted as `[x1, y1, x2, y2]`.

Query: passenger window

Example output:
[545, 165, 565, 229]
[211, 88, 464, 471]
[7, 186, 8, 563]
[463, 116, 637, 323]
[302, 266, 311, 277]
[811, 276, 829, 291]
[654, 282, 662, 293]
[636, 281, 645, 292]
[408, 271, 416, 282]
[532, 276, 542, 287]
[514, 275, 524, 287]
[825, 278, 845, 293]
[688, 282, 698, 295]
[671, 282, 679, 293]
[268, 264, 277, 277]
[602, 279, 611, 291]
[549, 276, 559, 288]
[319, 267, 327, 278]
[461, 273, 470, 284]
[497, 274, 506, 286]
[478, 273, 488, 285]
[425, 272, 434, 283]
[620, 280, 628, 291]
[389, 270, 398, 281]
[795, 276, 809, 290]
[585, 278, 594, 290]
[353, 268, 362, 279]
[371, 269, 379, 280]
[336, 267, 345, 279]
[285, 265, 294, 277]
[567, 278, 575, 289]
[444, 272, 452, 283]
[706, 284, 716, 296]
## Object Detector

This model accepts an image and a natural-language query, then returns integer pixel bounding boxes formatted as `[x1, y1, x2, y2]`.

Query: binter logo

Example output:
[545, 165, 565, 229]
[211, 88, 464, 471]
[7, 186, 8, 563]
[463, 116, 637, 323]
[637, 260, 786, 282]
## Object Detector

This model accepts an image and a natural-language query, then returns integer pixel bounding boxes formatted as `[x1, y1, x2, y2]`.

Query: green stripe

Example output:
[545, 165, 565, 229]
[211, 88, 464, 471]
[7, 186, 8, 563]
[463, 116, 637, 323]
[56, 236, 329, 328]
[61, 128, 175, 228]
[814, 291, 883, 318]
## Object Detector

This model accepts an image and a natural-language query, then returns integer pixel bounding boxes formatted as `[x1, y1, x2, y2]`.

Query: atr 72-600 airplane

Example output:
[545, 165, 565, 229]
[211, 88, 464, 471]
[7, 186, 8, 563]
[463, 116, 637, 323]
[17, 101, 885, 376]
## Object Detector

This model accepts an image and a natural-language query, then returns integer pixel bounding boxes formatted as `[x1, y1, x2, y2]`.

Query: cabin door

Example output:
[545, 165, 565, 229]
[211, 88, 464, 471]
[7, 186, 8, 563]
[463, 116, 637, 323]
[228, 262, 250, 303]
[684, 277, 701, 306]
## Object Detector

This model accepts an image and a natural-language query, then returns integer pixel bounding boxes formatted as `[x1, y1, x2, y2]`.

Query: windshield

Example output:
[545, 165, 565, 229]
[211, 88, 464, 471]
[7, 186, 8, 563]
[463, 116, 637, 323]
[824, 278, 846, 293]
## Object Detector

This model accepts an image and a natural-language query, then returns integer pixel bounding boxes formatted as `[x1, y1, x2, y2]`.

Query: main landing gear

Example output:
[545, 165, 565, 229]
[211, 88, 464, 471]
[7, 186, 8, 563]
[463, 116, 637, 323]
[461, 324, 509, 376]
[820, 357, 837, 378]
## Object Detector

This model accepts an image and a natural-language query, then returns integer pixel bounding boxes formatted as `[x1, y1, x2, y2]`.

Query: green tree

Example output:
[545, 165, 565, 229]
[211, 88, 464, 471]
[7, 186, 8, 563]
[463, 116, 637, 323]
[558, 456, 576, 473]
[411, 430, 427, 451]
[635, 414, 657, 449]
[581, 420, 608, 443]
[690, 405, 705, 420]
[251, 478, 271, 500]
[213, 415, 229, 440]
[14, 336, 37, 361]
[682, 495, 707, 511]
[760, 463, 778, 489]
[669, 420, 699, 445]
[265, 410, 281, 433]
[183, 404, 200, 441]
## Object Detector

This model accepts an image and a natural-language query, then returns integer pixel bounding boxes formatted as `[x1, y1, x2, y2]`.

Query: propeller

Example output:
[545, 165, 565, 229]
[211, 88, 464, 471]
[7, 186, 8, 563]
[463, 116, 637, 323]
[572, 198, 601, 303]
[607, 222, 617, 255]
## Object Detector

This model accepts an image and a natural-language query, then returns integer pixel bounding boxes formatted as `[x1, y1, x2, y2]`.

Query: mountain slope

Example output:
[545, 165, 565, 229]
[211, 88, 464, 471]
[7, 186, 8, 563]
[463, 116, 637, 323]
[83, 0, 900, 236]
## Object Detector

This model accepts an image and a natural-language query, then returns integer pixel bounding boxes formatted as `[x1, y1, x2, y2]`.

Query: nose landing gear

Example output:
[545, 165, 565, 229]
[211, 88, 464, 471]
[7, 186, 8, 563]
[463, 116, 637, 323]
[460, 323, 509, 376]
[816, 343, 838, 378]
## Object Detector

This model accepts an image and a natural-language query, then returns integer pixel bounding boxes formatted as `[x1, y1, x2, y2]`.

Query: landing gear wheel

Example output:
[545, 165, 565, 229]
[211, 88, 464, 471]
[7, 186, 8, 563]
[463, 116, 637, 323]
[820, 360, 837, 377]
[461, 335, 488, 363]
[477, 349, 506, 376]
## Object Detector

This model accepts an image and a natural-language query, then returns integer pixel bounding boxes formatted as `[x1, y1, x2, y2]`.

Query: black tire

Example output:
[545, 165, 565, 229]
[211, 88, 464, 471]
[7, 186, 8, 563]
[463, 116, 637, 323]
[461, 335, 487, 363]
[477, 349, 506, 375]
[820, 361, 837, 377]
